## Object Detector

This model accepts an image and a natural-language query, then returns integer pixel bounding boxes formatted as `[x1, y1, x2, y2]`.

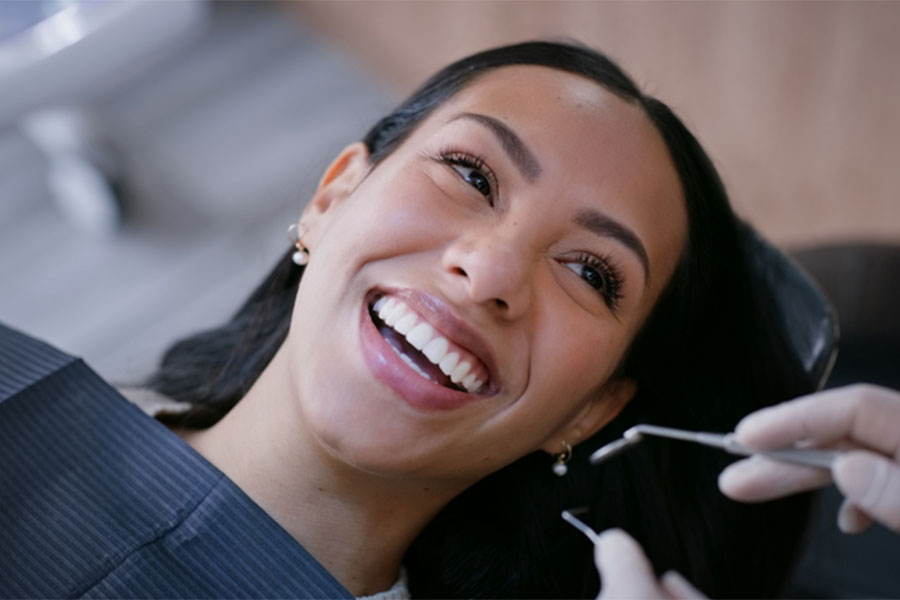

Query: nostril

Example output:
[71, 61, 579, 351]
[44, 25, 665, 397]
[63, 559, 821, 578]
[494, 298, 508, 310]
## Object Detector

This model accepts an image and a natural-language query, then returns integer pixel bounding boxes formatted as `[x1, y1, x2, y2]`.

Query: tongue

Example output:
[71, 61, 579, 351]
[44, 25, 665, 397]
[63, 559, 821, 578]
[378, 325, 458, 389]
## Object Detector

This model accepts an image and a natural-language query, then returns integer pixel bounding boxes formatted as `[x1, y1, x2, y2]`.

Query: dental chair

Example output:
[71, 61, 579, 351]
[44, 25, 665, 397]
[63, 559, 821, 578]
[0, 0, 207, 234]
[786, 242, 900, 599]
[742, 224, 839, 392]
[738, 229, 900, 598]
[748, 226, 900, 598]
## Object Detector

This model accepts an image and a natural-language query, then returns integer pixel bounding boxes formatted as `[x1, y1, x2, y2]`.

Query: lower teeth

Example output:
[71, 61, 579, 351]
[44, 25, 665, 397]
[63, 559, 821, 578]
[392, 344, 465, 391]
[396, 348, 434, 381]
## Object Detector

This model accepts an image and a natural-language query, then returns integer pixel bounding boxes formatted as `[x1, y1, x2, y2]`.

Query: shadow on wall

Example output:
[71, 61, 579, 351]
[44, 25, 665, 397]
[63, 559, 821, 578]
[787, 244, 900, 599]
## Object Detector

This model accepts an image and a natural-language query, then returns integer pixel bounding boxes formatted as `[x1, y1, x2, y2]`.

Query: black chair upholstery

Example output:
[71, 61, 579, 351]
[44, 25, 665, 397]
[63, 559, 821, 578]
[741, 224, 839, 391]
[786, 243, 900, 599]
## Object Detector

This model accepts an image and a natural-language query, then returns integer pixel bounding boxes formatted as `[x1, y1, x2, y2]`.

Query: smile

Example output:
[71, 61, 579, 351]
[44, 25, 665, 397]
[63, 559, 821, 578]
[370, 296, 489, 394]
[358, 288, 498, 412]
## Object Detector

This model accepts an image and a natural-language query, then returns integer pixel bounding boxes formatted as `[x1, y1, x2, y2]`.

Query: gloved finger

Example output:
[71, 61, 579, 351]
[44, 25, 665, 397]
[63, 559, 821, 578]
[837, 498, 873, 534]
[833, 451, 900, 532]
[718, 454, 831, 502]
[594, 528, 664, 599]
[660, 570, 706, 599]
[734, 384, 900, 457]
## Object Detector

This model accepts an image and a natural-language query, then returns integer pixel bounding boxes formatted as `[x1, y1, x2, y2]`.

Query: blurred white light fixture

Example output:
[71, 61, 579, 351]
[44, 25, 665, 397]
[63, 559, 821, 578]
[0, 0, 208, 233]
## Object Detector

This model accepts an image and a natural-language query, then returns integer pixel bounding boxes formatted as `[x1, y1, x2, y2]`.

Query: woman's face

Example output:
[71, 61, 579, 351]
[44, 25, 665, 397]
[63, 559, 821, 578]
[286, 65, 687, 486]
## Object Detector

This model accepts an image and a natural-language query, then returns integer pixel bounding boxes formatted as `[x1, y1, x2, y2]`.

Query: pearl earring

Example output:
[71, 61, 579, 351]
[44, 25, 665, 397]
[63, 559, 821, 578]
[552, 441, 573, 476]
[287, 224, 309, 266]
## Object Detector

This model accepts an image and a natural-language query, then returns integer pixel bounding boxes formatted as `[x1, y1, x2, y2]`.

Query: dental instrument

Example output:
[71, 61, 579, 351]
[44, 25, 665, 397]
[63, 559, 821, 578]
[589, 424, 840, 469]
[561, 508, 601, 545]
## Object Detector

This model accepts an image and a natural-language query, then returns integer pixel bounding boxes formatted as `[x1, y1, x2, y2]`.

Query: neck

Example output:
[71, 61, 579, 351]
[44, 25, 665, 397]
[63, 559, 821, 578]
[181, 349, 459, 597]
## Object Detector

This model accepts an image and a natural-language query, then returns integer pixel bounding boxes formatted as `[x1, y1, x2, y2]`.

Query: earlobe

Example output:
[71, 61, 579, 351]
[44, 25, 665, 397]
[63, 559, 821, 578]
[540, 377, 637, 455]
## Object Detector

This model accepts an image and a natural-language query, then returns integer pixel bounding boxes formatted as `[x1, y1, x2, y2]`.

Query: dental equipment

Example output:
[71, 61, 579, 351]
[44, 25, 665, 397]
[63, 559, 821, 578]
[561, 508, 600, 545]
[589, 424, 840, 469]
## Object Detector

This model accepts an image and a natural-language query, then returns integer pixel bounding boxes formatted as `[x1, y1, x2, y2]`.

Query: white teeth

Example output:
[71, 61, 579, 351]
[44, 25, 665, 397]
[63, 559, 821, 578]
[377, 297, 397, 320]
[373, 296, 488, 393]
[406, 323, 434, 350]
[394, 313, 417, 335]
[450, 361, 471, 384]
[422, 337, 449, 364]
[384, 302, 406, 326]
[438, 351, 459, 376]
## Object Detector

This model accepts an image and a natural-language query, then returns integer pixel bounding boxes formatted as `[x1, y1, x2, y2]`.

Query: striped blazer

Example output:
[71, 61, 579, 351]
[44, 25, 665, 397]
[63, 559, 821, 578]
[0, 324, 351, 599]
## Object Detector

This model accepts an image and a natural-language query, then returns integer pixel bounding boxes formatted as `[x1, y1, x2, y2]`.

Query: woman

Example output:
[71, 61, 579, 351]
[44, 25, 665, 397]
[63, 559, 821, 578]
[149, 41, 812, 598]
[2, 41, 810, 598]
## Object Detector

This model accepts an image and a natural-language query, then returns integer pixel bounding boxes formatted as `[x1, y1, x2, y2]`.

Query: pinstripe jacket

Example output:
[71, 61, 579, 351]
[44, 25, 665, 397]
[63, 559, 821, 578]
[0, 324, 352, 599]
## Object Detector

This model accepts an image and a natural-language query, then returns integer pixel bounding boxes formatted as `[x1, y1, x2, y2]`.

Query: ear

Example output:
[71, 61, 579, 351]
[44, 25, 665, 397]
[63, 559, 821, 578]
[539, 377, 636, 455]
[297, 142, 370, 238]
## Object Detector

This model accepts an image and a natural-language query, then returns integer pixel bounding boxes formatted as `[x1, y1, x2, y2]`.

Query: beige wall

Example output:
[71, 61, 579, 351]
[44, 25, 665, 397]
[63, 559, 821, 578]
[293, 1, 900, 249]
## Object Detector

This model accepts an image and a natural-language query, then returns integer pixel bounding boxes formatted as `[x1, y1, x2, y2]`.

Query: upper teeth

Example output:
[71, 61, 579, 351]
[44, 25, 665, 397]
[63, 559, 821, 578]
[373, 296, 485, 394]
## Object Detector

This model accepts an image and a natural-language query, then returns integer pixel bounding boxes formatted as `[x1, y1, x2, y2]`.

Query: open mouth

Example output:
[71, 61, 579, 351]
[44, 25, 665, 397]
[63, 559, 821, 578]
[367, 294, 490, 395]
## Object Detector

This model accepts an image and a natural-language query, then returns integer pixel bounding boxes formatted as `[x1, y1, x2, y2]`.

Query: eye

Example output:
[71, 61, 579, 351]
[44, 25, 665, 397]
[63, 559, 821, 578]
[451, 162, 491, 197]
[563, 253, 624, 312]
[436, 150, 498, 204]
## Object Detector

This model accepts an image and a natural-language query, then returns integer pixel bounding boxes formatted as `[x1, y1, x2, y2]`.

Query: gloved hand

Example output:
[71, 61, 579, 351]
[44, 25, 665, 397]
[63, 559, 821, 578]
[719, 384, 900, 533]
[593, 528, 704, 599]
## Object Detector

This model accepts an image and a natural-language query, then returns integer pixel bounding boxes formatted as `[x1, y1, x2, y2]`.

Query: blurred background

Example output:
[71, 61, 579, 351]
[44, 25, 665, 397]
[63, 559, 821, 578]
[0, 1, 897, 597]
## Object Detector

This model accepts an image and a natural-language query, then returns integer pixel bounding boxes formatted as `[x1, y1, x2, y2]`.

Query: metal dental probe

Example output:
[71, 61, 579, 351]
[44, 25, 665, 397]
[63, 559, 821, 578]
[561, 508, 601, 545]
[589, 423, 840, 469]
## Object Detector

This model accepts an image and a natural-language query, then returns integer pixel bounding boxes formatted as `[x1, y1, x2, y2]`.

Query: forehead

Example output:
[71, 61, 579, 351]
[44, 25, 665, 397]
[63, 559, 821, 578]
[427, 65, 680, 197]
[414, 65, 687, 294]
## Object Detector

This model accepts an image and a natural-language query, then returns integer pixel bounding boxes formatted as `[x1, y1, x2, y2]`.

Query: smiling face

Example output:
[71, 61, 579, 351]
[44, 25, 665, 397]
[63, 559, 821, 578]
[285, 65, 687, 487]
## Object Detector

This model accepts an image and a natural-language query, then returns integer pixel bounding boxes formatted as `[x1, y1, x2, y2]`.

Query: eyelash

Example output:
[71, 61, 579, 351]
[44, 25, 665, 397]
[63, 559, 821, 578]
[433, 149, 498, 206]
[569, 253, 625, 311]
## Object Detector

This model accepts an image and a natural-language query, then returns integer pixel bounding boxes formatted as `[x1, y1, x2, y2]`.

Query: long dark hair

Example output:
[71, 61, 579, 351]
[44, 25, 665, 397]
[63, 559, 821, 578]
[150, 41, 811, 598]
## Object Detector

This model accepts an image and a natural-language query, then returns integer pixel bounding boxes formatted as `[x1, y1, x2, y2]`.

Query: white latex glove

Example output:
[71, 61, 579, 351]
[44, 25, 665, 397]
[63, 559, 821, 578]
[594, 528, 705, 599]
[719, 384, 900, 533]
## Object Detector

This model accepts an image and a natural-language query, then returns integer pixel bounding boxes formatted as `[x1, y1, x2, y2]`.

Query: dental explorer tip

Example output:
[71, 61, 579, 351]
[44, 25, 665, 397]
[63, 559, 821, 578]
[589, 430, 643, 465]
[623, 426, 644, 441]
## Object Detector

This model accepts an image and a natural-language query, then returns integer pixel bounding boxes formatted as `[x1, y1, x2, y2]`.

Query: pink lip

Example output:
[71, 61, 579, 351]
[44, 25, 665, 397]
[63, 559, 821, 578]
[358, 289, 499, 412]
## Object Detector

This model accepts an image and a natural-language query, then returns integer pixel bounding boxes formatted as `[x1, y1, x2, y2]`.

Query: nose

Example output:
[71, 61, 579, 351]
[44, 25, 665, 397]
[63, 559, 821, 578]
[441, 233, 533, 319]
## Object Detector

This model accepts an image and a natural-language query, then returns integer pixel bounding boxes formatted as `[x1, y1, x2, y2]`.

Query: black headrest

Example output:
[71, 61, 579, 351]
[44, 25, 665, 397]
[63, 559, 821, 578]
[741, 224, 839, 390]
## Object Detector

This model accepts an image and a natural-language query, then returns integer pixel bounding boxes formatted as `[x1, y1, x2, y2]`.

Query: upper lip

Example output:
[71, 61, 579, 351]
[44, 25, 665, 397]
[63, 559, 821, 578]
[370, 287, 501, 394]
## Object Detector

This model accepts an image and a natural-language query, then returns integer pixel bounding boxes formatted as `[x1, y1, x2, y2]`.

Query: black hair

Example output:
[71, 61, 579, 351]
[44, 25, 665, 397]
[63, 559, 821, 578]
[150, 41, 812, 598]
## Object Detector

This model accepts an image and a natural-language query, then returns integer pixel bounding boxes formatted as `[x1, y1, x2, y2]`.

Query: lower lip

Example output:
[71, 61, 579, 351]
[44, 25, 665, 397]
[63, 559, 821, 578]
[359, 301, 484, 412]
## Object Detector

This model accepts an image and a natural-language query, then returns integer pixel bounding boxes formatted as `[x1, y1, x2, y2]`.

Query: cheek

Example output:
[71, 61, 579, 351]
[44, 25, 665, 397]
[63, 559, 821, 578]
[338, 171, 466, 253]
[534, 310, 629, 406]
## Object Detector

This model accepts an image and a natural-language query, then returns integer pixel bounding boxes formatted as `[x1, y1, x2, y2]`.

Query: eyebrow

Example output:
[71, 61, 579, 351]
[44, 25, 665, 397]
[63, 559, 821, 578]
[574, 209, 651, 287]
[447, 112, 542, 181]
